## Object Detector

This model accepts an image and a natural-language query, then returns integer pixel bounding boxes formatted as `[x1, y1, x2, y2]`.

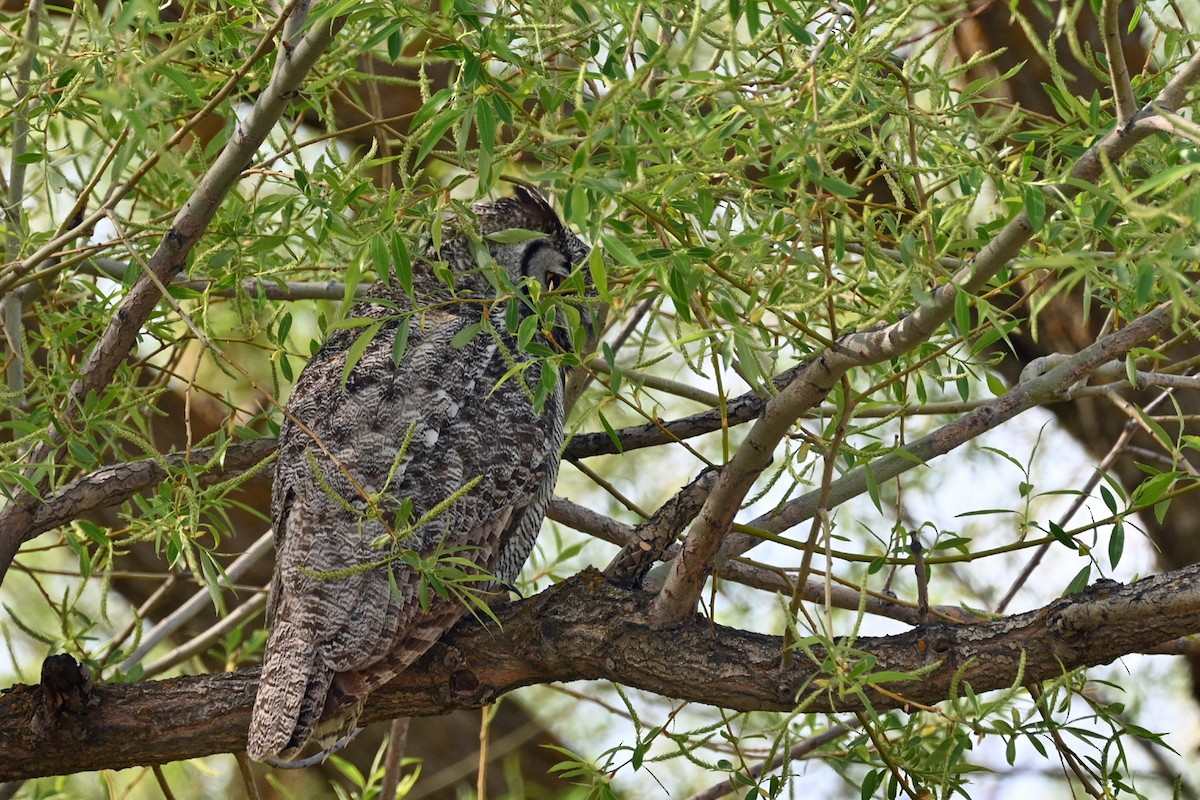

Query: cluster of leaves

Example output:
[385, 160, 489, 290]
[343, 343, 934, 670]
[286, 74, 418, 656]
[3, 0, 1200, 797]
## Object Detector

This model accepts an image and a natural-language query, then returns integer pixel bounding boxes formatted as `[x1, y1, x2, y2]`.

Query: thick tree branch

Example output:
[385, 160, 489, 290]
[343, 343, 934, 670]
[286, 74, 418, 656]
[604, 466, 720, 585]
[22, 439, 277, 541]
[2, 566, 1199, 781]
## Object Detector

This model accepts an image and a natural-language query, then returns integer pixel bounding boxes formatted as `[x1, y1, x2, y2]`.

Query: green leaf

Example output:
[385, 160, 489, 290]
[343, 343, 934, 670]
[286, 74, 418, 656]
[476, 99, 496, 185]
[631, 740, 645, 769]
[1108, 522, 1124, 569]
[600, 232, 639, 268]
[954, 287, 971, 338]
[157, 63, 201, 104]
[1129, 403, 1175, 455]
[392, 319, 410, 365]
[744, 0, 761, 34]
[411, 87, 456, 130]
[597, 411, 623, 453]
[861, 769, 882, 800]
[588, 247, 610, 303]
[864, 463, 882, 512]
[387, 28, 403, 62]
[1064, 565, 1091, 595]
[370, 234, 389, 279]
[390, 232, 413, 296]
[1099, 485, 1119, 515]
[1047, 521, 1074, 549]
[517, 313, 539, 350]
[533, 362, 558, 414]
[277, 312, 293, 344]
[1131, 470, 1178, 509]
[1135, 261, 1155, 306]
[341, 320, 384, 387]
[865, 670, 920, 684]
[812, 174, 859, 198]
[416, 106, 464, 164]
[450, 320, 484, 349]
[485, 228, 550, 244]
[1021, 185, 1046, 231]
[330, 315, 386, 330]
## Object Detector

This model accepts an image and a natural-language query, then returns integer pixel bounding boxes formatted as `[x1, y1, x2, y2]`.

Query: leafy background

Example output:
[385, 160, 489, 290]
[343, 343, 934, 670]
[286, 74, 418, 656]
[3, 0, 1200, 797]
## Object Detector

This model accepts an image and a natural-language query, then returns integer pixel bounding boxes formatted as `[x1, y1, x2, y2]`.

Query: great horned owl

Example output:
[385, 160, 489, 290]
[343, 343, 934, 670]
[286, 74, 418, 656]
[247, 187, 591, 762]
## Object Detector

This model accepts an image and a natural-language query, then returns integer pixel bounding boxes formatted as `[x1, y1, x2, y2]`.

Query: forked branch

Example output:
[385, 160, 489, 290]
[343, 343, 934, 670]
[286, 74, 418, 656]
[649, 48, 1200, 627]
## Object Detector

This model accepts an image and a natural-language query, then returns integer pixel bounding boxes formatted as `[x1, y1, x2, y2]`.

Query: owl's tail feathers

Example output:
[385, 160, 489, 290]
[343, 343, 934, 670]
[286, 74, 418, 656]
[312, 685, 369, 753]
[252, 682, 368, 769]
[247, 620, 333, 762]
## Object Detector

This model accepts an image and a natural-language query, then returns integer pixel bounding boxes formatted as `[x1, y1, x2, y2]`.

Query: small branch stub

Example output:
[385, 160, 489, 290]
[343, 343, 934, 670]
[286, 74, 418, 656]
[40, 654, 94, 717]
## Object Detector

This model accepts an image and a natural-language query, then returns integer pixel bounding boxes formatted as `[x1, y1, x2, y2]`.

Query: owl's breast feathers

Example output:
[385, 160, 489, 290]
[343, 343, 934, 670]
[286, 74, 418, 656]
[247, 287, 566, 761]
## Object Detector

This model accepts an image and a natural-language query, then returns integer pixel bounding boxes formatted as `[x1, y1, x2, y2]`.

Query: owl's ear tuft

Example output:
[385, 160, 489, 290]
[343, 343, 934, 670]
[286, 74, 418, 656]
[507, 185, 566, 236]
[510, 184, 552, 211]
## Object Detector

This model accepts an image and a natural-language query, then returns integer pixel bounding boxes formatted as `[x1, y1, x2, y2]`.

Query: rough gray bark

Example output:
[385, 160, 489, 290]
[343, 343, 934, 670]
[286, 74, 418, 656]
[3, 566, 1199, 781]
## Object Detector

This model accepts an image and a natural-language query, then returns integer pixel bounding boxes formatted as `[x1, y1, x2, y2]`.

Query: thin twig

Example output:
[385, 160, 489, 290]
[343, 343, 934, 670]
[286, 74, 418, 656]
[151, 765, 178, 800]
[99, 573, 183, 664]
[236, 751, 263, 800]
[994, 421, 1136, 614]
[86, 257, 355, 301]
[551, 495, 948, 625]
[684, 720, 859, 800]
[477, 705, 494, 800]
[855, 711, 919, 800]
[2, 0, 43, 401]
[1101, 0, 1137, 125]
[119, 532, 274, 672]
[589, 359, 723, 407]
[1028, 684, 1104, 799]
[141, 592, 267, 679]
[722, 304, 1175, 560]
[380, 717, 410, 800]
[911, 531, 928, 625]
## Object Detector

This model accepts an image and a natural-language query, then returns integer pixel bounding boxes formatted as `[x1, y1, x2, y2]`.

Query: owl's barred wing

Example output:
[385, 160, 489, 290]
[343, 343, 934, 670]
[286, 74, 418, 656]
[248, 300, 564, 761]
[249, 188, 589, 762]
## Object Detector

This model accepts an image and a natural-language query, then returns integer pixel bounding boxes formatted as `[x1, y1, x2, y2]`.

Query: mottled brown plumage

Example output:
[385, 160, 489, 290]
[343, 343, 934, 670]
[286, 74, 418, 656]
[247, 188, 590, 762]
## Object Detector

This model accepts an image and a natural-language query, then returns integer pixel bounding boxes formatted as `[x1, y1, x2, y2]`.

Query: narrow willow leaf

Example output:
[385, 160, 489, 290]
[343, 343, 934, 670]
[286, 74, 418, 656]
[450, 320, 484, 349]
[341, 320, 384, 387]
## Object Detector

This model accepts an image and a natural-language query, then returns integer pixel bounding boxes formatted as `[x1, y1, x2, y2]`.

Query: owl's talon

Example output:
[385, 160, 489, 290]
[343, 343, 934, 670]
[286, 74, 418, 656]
[262, 727, 363, 769]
